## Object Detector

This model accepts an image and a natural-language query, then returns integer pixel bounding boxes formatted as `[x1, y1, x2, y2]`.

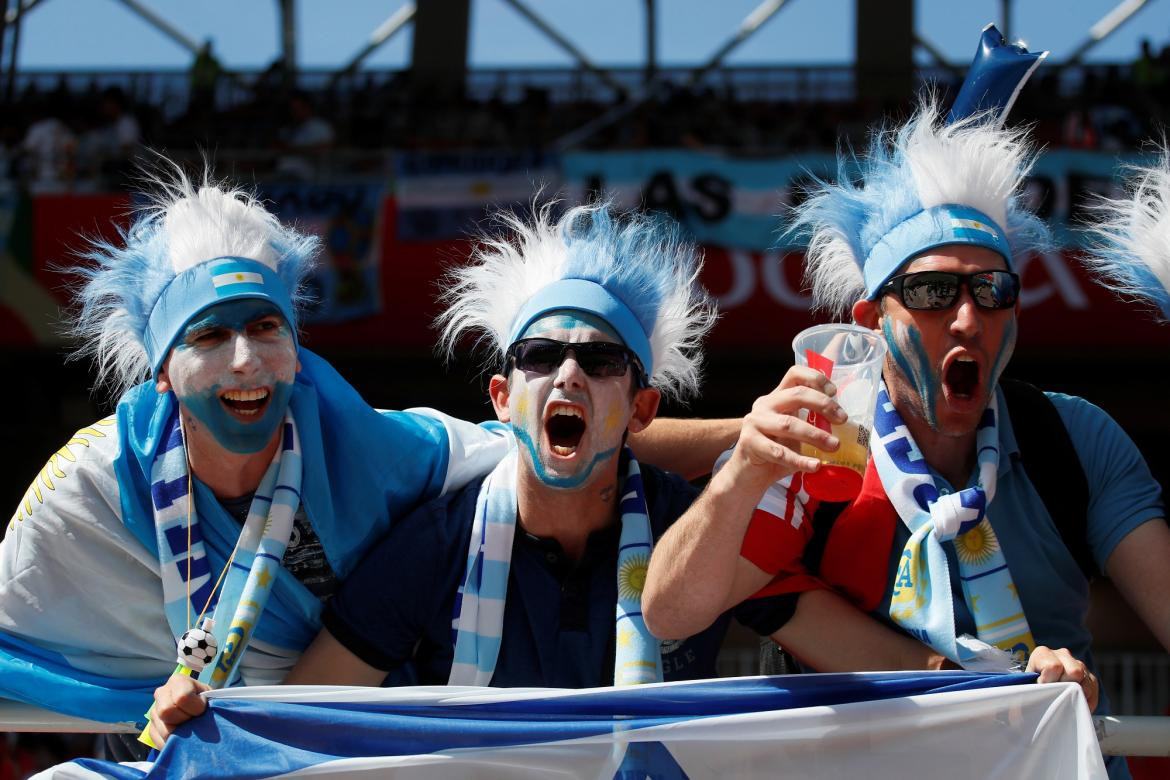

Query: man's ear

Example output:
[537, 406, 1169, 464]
[626, 387, 661, 434]
[852, 297, 881, 330]
[488, 374, 512, 423]
[155, 362, 171, 394]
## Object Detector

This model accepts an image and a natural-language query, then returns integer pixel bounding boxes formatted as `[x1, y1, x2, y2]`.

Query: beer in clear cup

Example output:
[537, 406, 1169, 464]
[791, 323, 886, 502]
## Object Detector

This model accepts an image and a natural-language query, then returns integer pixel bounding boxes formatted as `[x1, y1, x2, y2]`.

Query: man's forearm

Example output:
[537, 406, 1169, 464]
[1107, 518, 1170, 654]
[644, 460, 774, 639]
[775, 589, 945, 672]
[284, 628, 386, 687]
[628, 417, 741, 480]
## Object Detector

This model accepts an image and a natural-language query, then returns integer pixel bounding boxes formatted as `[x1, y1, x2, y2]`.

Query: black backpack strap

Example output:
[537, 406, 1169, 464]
[998, 378, 1097, 580]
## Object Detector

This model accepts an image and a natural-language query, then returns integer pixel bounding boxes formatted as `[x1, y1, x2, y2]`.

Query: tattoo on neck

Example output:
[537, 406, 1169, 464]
[599, 483, 616, 502]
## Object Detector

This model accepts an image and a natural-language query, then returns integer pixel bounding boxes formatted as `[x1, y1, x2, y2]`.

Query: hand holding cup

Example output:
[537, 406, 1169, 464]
[727, 364, 849, 491]
[791, 324, 886, 502]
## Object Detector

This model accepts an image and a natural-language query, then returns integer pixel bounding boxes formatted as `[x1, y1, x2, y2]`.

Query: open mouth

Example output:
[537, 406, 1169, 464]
[944, 357, 980, 400]
[544, 404, 587, 457]
[219, 387, 271, 418]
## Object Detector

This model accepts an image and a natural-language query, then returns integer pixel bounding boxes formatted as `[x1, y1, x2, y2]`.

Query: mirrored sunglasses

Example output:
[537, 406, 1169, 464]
[880, 270, 1021, 311]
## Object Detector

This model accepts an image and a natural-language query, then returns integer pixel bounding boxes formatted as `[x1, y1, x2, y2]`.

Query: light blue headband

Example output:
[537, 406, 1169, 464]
[507, 278, 654, 377]
[144, 256, 297, 374]
[863, 204, 1012, 298]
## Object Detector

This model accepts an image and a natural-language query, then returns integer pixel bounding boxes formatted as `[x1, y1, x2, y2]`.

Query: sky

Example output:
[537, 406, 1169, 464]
[6, 0, 1170, 72]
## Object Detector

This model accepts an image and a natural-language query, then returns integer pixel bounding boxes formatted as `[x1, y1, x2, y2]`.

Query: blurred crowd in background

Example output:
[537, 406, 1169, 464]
[3, 35, 1170, 191]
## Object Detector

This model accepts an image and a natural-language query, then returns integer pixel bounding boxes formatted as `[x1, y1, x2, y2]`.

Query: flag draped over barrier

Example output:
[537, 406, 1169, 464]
[37, 672, 1104, 780]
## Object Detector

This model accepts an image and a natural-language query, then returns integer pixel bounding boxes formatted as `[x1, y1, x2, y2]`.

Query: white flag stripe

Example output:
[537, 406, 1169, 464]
[211, 271, 264, 287]
[474, 597, 507, 637]
[951, 218, 999, 236]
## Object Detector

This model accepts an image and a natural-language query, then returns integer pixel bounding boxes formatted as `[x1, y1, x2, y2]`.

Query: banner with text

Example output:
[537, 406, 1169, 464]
[560, 148, 1153, 251]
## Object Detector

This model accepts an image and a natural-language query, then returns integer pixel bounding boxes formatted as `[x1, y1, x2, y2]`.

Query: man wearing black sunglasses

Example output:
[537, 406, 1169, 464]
[269, 205, 743, 687]
[645, 100, 1166, 758]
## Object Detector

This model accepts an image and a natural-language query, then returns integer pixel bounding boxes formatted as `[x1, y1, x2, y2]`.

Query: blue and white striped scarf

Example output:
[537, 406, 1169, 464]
[449, 446, 662, 686]
[150, 406, 303, 688]
[871, 384, 1035, 671]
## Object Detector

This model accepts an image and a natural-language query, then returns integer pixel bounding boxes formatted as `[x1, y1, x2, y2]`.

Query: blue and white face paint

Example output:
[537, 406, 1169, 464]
[159, 299, 298, 454]
[505, 311, 637, 490]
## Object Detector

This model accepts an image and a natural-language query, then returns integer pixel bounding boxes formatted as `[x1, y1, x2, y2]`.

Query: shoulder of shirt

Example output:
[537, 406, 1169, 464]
[639, 461, 698, 497]
[1039, 390, 1117, 434]
[395, 474, 487, 536]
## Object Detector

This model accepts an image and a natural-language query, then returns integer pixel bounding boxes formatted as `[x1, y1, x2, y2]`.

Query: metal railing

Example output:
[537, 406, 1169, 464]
[1097, 651, 1170, 718]
[711, 646, 1170, 757]
[3, 62, 1139, 120]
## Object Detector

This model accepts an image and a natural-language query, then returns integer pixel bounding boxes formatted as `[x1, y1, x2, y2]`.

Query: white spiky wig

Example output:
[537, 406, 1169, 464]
[436, 201, 715, 402]
[1080, 145, 1170, 321]
[71, 162, 318, 398]
[792, 98, 1050, 319]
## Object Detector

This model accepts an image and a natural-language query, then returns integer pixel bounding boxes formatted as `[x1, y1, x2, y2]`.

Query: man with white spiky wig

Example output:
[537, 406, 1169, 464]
[148, 201, 746, 745]
[1081, 145, 1170, 322]
[645, 98, 1166, 747]
[0, 165, 513, 746]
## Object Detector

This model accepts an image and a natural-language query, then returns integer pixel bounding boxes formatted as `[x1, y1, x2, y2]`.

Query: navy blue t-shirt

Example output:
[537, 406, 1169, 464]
[324, 462, 732, 687]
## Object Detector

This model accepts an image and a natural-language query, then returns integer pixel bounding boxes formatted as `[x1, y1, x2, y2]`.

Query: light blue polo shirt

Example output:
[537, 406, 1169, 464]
[877, 387, 1164, 710]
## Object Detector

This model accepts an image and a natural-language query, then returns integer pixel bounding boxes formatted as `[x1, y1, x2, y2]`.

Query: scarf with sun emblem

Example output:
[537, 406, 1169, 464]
[449, 446, 661, 686]
[872, 383, 1035, 671]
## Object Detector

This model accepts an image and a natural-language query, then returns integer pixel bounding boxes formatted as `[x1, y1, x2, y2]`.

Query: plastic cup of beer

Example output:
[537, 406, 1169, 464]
[791, 323, 886, 502]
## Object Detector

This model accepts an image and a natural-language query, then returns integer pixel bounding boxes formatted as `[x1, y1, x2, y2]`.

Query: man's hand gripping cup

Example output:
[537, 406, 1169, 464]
[724, 365, 848, 495]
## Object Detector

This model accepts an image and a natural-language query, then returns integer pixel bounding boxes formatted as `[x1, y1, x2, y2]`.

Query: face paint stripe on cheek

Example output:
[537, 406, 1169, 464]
[181, 381, 294, 454]
[512, 424, 619, 489]
[988, 316, 1017, 390]
[602, 402, 622, 435]
[884, 318, 938, 428]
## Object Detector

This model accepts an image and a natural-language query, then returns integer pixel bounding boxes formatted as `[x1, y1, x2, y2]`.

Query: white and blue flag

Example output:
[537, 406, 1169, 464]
[38, 671, 1104, 779]
[207, 259, 267, 296]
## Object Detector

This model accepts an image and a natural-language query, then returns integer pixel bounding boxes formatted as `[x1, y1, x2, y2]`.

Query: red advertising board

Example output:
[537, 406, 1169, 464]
[3, 193, 1164, 354]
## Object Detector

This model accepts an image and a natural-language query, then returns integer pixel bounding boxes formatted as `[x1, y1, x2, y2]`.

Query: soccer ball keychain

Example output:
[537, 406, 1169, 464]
[176, 617, 218, 673]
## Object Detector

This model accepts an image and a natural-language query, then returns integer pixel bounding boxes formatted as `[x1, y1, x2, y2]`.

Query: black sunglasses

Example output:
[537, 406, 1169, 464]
[506, 338, 647, 385]
[880, 270, 1021, 311]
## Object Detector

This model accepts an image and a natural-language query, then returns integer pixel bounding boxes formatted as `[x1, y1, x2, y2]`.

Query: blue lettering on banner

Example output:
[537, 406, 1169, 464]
[906, 628, 931, 644]
[894, 552, 915, 593]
